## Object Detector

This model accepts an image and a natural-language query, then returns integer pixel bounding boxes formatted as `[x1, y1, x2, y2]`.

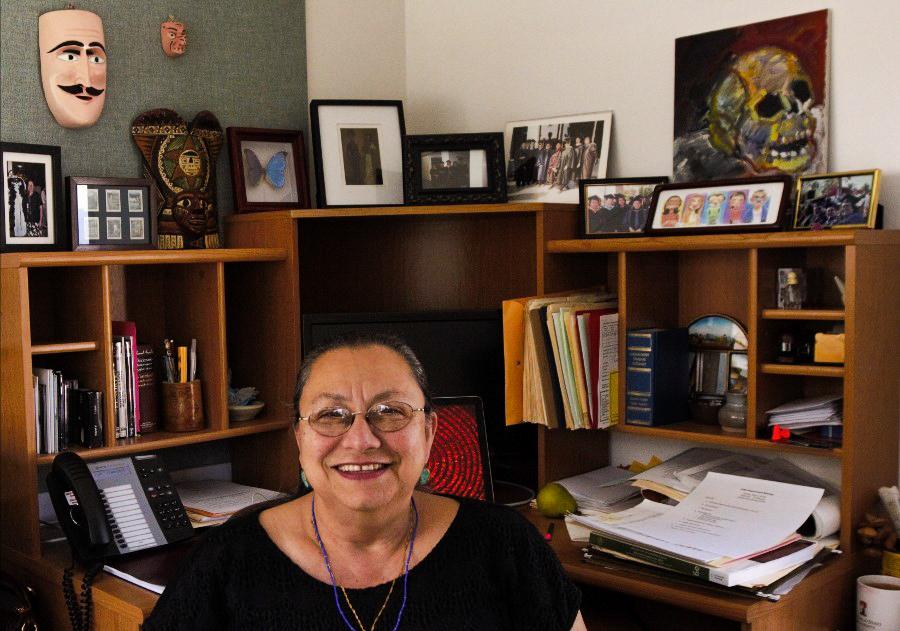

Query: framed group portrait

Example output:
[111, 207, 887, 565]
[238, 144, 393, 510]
[646, 175, 791, 236]
[580, 177, 667, 238]
[1, 142, 66, 253]
[793, 169, 881, 230]
[403, 133, 507, 205]
[68, 177, 157, 250]
[227, 127, 311, 213]
[310, 100, 405, 208]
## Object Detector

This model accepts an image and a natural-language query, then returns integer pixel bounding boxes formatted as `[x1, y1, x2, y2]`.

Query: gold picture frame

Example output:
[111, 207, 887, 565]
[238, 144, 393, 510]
[794, 168, 881, 230]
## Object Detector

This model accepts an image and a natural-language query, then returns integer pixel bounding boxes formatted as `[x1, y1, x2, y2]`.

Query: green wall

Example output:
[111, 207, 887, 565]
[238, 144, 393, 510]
[0, 0, 308, 218]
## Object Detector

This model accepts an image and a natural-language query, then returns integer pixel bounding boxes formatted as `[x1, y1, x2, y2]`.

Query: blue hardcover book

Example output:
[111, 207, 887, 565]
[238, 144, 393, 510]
[625, 328, 690, 426]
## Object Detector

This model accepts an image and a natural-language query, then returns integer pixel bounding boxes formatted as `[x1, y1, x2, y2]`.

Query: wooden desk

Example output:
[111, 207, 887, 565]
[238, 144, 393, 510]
[521, 510, 859, 630]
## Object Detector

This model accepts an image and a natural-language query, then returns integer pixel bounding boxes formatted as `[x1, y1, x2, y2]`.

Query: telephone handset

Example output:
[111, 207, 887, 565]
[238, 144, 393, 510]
[47, 451, 194, 563]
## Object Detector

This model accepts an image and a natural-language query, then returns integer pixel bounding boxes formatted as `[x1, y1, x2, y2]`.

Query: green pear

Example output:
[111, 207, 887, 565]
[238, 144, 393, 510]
[536, 482, 577, 518]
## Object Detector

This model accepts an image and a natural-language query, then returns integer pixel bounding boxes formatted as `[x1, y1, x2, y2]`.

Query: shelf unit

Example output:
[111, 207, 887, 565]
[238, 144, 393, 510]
[1, 243, 300, 560]
[535, 228, 900, 558]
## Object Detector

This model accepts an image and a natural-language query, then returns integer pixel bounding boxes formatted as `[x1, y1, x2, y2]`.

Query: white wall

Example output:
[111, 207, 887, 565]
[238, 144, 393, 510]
[307, 0, 900, 482]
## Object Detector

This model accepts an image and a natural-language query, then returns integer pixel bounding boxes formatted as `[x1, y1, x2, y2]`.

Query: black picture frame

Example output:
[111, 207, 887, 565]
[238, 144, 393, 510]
[310, 99, 406, 208]
[646, 175, 792, 236]
[403, 133, 507, 205]
[68, 177, 158, 251]
[579, 176, 668, 238]
[1, 142, 66, 253]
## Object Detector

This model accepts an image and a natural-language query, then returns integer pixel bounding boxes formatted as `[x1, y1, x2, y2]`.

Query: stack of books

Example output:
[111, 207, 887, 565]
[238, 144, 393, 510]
[503, 289, 618, 429]
[31, 369, 103, 454]
[175, 480, 287, 527]
[112, 321, 140, 439]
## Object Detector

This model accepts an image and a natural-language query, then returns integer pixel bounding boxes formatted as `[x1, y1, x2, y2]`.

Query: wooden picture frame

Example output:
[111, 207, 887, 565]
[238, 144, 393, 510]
[68, 176, 158, 251]
[1, 142, 66, 253]
[403, 133, 507, 205]
[226, 127, 310, 213]
[579, 176, 668, 238]
[310, 99, 406, 208]
[646, 175, 791, 236]
[793, 169, 881, 230]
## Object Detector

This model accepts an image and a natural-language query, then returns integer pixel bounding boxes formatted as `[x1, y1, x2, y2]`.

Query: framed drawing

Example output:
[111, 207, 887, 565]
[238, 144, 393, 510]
[68, 177, 157, 250]
[793, 169, 881, 230]
[310, 99, 405, 208]
[580, 177, 667, 238]
[646, 175, 791, 236]
[227, 127, 310, 213]
[503, 111, 612, 203]
[403, 133, 506, 205]
[1, 142, 66, 252]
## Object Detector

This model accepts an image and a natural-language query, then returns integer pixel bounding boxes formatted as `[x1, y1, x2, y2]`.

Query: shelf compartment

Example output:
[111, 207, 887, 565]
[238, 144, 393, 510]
[756, 247, 846, 312]
[761, 309, 845, 321]
[612, 422, 841, 458]
[760, 363, 844, 377]
[31, 342, 99, 355]
[34, 416, 291, 464]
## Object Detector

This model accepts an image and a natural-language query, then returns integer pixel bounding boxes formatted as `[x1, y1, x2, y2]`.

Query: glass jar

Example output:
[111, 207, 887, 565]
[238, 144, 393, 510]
[718, 392, 747, 434]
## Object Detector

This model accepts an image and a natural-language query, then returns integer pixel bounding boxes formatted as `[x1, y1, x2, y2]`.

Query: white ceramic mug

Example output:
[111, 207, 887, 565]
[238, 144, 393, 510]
[857, 574, 900, 630]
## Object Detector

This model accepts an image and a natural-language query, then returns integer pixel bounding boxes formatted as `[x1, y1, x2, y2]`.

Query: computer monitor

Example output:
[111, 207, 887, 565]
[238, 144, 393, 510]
[428, 396, 494, 502]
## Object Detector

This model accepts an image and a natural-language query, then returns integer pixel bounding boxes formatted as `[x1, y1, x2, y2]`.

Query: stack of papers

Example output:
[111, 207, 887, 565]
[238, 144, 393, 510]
[176, 480, 286, 527]
[766, 395, 842, 430]
[556, 466, 640, 512]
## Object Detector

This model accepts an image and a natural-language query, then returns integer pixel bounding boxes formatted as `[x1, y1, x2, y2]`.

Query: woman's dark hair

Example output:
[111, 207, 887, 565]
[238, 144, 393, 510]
[293, 332, 434, 425]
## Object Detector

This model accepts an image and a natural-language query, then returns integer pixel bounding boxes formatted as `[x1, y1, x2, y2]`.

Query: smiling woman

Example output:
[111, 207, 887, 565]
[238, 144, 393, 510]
[38, 8, 108, 129]
[144, 333, 587, 631]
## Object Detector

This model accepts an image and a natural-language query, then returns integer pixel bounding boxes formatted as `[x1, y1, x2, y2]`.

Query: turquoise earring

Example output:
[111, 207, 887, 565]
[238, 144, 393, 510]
[300, 470, 310, 489]
[418, 468, 430, 486]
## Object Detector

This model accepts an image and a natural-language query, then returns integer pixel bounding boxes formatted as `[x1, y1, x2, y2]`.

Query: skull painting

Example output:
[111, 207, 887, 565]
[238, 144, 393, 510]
[708, 47, 816, 175]
[131, 109, 222, 249]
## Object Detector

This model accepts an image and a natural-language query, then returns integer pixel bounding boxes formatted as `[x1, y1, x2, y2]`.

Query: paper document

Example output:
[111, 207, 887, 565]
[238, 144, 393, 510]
[629, 472, 823, 560]
[176, 480, 286, 516]
[557, 466, 641, 510]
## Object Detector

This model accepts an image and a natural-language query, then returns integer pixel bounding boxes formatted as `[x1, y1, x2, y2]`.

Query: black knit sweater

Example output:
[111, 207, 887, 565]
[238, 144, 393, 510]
[143, 498, 580, 630]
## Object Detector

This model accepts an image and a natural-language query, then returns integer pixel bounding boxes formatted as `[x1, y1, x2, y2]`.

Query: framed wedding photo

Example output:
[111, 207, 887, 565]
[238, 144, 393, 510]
[68, 177, 157, 251]
[1, 142, 65, 253]
[646, 175, 791, 236]
[580, 177, 667, 238]
[310, 100, 405, 208]
[227, 127, 311, 213]
[793, 169, 881, 230]
[403, 133, 507, 205]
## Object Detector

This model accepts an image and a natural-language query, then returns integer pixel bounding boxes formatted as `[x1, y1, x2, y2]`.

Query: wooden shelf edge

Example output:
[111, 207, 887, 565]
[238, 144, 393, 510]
[761, 309, 845, 320]
[1, 248, 288, 269]
[35, 418, 292, 464]
[223, 203, 578, 222]
[759, 363, 845, 377]
[611, 423, 842, 458]
[31, 341, 98, 355]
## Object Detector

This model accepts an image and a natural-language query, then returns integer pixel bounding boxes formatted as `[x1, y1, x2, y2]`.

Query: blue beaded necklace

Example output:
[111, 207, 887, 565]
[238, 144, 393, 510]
[311, 496, 418, 631]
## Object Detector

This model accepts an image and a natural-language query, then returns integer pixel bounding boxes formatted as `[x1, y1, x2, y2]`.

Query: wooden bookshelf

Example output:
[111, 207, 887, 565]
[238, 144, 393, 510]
[31, 341, 99, 355]
[761, 308, 845, 320]
[760, 363, 845, 377]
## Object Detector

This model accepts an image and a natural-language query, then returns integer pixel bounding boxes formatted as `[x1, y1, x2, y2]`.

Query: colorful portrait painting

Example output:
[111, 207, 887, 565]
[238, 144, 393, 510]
[673, 10, 828, 182]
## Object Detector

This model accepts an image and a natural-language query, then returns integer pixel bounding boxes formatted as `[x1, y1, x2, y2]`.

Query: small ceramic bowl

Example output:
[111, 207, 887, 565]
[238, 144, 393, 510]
[228, 401, 265, 422]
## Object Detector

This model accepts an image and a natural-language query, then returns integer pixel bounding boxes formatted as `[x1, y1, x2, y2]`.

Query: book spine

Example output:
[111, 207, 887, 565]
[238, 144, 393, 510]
[588, 533, 711, 582]
[626, 331, 654, 427]
[78, 390, 104, 448]
[598, 314, 619, 428]
[113, 340, 127, 439]
[136, 345, 159, 434]
[124, 337, 136, 438]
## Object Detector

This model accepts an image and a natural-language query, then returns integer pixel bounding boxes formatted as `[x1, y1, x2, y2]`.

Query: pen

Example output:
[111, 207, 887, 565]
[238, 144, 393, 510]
[544, 522, 555, 541]
[189, 338, 197, 381]
[178, 346, 187, 383]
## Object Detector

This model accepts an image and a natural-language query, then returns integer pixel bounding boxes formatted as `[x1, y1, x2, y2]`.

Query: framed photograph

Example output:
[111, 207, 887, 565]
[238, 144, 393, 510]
[226, 127, 311, 213]
[793, 169, 881, 230]
[504, 111, 612, 203]
[403, 133, 507, 205]
[646, 175, 791, 236]
[310, 100, 405, 208]
[580, 177, 668, 238]
[1, 142, 65, 253]
[68, 177, 157, 250]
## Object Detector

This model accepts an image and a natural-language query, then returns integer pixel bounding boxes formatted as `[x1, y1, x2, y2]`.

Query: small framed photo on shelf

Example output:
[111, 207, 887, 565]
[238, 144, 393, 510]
[793, 169, 881, 230]
[646, 175, 791, 236]
[1, 142, 66, 253]
[310, 99, 405, 208]
[68, 177, 157, 251]
[226, 127, 311, 213]
[403, 133, 507, 205]
[580, 177, 667, 238]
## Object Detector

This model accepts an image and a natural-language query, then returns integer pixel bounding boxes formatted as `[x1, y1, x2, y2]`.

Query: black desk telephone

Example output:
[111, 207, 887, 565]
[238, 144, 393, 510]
[47, 451, 194, 629]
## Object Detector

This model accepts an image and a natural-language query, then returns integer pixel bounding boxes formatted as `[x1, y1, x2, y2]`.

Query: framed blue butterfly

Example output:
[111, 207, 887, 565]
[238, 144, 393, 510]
[244, 149, 289, 189]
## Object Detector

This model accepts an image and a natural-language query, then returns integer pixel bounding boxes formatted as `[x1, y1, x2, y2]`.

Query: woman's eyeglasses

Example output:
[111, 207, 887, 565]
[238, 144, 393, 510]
[298, 401, 427, 437]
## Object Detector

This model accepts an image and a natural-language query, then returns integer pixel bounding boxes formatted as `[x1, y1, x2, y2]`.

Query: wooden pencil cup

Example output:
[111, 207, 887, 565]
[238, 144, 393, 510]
[161, 380, 205, 432]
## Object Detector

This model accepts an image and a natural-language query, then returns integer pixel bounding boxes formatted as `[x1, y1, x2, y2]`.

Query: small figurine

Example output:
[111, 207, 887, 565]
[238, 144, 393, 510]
[161, 16, 186, 57]
[777, 268, 806, 309]
[776, 333, 796, 363]
[39, 8, 107, 128]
